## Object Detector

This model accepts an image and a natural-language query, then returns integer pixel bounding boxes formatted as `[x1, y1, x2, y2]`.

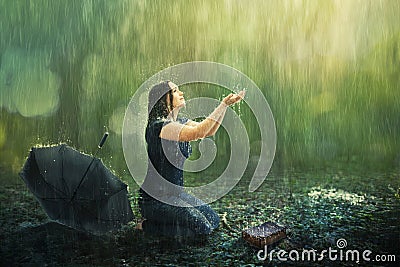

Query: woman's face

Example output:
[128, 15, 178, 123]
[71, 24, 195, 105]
[167, 81, 185, 110]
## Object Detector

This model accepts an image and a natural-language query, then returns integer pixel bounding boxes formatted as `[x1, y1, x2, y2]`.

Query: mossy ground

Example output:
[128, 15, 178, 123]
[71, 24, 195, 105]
[1, 164, 399, 266]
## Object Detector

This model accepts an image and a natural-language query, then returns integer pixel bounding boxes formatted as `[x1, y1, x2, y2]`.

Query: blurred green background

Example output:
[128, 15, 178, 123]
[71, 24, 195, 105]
[1, 0, 399, 183]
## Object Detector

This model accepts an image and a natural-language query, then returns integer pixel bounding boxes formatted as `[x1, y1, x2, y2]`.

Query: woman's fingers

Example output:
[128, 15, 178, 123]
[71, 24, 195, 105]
[231, 91, 245, 104]
[232, 96, 242, 104]
[222, 90, 246, 106]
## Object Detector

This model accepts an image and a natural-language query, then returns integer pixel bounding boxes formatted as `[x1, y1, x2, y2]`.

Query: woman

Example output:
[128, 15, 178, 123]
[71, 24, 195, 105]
[139, 81, 245, 236]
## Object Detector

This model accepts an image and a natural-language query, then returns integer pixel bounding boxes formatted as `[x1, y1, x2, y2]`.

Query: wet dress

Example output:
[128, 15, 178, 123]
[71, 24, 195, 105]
[138, 117, 220, 236]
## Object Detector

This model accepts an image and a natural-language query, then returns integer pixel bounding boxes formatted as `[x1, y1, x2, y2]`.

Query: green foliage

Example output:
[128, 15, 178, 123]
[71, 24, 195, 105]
[0, 0, 400, 178]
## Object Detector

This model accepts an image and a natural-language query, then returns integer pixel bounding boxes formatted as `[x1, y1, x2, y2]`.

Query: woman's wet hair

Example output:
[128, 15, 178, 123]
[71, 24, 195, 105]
[147, 81, 174, 124]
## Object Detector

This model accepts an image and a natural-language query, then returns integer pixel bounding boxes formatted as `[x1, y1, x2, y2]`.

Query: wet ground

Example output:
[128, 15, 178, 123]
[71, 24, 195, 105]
[1, 163, 399, 266]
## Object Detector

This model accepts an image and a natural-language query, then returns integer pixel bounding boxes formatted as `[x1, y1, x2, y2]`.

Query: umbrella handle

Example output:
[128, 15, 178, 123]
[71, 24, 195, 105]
[98, 132, 109, 148]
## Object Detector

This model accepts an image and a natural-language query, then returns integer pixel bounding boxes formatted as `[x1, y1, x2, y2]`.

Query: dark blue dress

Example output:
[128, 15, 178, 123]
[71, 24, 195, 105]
[138, 117, 220, 236]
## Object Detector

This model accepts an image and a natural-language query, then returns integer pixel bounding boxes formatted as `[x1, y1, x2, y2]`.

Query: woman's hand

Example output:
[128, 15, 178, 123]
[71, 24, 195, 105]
[222, 90, 246, 106]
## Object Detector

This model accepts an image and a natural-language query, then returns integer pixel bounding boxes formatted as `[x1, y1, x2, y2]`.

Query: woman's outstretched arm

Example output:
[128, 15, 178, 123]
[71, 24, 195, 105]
[160, 91, 245, 141]
[185, 101, 227, 137]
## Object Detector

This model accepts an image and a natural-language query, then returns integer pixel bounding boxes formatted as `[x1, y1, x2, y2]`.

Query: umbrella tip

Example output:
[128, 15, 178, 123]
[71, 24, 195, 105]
[98, 132, 109, 148]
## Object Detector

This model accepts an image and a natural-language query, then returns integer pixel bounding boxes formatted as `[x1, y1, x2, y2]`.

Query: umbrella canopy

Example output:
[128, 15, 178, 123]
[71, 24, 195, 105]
[19, 144, 134, 234]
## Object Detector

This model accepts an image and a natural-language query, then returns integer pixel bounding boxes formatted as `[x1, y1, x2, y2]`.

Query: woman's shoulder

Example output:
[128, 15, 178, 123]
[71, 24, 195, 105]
[149, 117, 188, 127]
[146, 119, 172, 141]
[149, 118, 171, 126]
[146, 117, 188, 137]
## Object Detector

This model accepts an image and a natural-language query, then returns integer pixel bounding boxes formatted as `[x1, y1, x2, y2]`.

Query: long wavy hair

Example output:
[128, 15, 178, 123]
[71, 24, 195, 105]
[147, 81, 174, 125]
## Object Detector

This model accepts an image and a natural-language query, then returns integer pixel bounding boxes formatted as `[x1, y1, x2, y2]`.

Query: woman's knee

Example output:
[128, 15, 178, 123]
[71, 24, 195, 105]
[197, 205, 220, 229]
[210, 214, 220, 229]
[193, 220, 213, 235]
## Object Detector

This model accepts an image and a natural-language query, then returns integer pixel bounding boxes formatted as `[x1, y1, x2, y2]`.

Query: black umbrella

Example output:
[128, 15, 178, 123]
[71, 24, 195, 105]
[19, 137, 134, 234]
